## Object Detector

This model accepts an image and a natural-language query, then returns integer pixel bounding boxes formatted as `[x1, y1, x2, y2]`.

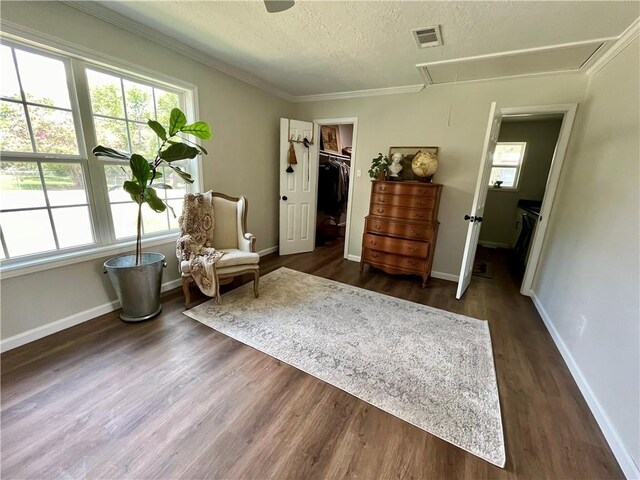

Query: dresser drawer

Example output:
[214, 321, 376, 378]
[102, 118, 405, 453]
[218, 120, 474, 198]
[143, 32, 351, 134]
[371, 193, 437, 210]
[363, 233, 429, 258]
[370, 204, 436, 222]
[365, 217, 435, 241]
[372, 181, 441, 198]
[362, 248, 428, 273]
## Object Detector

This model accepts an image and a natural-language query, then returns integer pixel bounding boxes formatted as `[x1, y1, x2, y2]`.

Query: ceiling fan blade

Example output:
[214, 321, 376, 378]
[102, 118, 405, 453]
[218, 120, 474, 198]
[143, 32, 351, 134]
[264, 0, 295, 13]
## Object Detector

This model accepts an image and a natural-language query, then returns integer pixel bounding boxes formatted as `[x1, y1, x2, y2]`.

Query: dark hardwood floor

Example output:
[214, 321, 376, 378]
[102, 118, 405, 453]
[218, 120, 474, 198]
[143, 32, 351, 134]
[1, 243, 623, 479]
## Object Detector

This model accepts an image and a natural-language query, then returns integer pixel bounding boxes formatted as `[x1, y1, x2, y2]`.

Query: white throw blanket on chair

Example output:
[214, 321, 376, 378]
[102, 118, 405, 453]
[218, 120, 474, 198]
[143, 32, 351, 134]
[176, 192, 224, 298]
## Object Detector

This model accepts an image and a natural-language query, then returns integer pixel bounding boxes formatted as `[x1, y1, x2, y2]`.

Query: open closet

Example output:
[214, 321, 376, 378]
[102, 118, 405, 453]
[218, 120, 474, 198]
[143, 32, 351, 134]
[316, 124, 352, 246]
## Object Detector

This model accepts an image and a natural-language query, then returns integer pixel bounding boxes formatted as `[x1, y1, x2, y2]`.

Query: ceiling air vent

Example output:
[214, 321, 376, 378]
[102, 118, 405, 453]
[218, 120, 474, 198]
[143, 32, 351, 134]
[412, 26, 442, 48]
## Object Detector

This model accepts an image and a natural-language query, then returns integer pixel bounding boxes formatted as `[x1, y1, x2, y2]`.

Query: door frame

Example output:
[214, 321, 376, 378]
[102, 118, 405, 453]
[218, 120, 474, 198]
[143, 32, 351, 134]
[498, 104, 578, 296]
[313, 117, 359, 260]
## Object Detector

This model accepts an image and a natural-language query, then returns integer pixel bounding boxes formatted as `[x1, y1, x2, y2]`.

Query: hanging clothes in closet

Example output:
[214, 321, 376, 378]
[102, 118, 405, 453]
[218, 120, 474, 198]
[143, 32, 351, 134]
[318, 153, 350, 218]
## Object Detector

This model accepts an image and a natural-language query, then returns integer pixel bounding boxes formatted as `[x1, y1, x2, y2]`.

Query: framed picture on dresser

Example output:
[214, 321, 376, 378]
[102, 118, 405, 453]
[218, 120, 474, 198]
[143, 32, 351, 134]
[388, 146, 439, 181]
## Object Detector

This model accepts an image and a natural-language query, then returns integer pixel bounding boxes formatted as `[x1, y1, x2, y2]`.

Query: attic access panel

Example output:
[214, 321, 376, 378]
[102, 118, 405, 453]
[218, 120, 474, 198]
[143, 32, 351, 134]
[418, 41, 606, 84]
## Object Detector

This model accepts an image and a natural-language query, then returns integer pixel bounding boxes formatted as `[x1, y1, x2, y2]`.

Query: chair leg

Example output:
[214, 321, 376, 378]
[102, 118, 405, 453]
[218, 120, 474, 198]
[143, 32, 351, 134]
[182, 277, 192, 309]
[215, 277, 222, 304]
[253, 269, 260, 298]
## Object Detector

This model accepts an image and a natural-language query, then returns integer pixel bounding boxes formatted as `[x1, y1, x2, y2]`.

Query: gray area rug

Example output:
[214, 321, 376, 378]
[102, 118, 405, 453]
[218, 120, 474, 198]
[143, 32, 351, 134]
[184, 267, 505, 467]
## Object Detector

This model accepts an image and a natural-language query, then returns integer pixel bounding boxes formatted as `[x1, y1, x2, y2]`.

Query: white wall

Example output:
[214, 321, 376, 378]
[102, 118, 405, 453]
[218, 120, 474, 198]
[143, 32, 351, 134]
[480, 118, 563, 247]
[533, 38, 640, 476]
[294, 74, 588, 276]
[0, 1, 292, 341]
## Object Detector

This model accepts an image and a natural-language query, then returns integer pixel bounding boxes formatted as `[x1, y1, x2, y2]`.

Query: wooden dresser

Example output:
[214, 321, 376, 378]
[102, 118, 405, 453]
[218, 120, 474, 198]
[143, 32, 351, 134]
[360, 181, 443, 287]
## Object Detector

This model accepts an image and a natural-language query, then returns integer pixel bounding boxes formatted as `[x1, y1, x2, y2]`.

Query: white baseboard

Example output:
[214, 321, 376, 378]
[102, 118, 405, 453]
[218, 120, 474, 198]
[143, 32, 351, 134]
[347, 255, 459, 283]
[430, 271, 459, 282]
[1, 277, 183, 353]
[258, 246, 278, 257]
[531, 293, 639, 480]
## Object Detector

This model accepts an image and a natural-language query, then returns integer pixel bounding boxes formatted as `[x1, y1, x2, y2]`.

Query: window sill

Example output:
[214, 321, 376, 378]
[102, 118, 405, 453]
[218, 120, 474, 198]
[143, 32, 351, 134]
[0, 233, 178, 280]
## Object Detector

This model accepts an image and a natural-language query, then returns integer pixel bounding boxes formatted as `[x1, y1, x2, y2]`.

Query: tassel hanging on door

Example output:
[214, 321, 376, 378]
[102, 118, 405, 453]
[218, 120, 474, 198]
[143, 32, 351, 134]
[286, 142, 297, 173]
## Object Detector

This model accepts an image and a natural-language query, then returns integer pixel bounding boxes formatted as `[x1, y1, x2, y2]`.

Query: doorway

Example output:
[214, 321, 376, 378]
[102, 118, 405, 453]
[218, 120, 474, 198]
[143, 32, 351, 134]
[314, 118, 358, 260]
[457, 104, 577, 298]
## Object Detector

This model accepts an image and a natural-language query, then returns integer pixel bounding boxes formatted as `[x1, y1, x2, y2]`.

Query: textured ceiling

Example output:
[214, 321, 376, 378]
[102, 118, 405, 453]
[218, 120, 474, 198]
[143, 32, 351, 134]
[96, 1, 638, 96]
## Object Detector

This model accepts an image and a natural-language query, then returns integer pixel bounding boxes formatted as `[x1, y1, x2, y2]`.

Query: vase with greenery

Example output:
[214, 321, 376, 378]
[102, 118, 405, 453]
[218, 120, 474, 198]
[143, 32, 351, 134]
[369, 153, 390, 180]
[95, 108, 211, 322]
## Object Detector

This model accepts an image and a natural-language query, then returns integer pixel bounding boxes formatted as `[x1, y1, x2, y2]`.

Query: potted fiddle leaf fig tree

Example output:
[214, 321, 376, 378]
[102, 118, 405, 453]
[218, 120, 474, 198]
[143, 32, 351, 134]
[96, 108, 211, 322]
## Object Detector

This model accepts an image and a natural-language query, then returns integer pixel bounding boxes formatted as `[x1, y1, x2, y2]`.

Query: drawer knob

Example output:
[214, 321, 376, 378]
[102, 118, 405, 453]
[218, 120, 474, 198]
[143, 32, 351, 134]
[409, 260, 418, 266]
[377, 208, 384, 213]
[375, 224, 383, 230]
[369, 240, 377, 246]
[378, 198, 386, 203]
[414, 213, 425, 218]
[409, 247, 417, 252]
[372, 253, 379, 258]
[380, 187, 387, 192]
[410, 230, 420, 236]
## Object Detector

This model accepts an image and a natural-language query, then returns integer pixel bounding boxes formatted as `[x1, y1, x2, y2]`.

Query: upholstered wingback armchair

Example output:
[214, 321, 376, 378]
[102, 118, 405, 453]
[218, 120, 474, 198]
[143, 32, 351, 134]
[179, 192, 259, 307]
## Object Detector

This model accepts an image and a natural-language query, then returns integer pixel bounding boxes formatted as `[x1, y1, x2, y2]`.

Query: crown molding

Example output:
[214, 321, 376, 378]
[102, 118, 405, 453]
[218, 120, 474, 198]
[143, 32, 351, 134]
[61, 1, 296, 102]
[586, 17, 640, 77]
[61, 1, 427, 104]
[293, 84, 425, 103]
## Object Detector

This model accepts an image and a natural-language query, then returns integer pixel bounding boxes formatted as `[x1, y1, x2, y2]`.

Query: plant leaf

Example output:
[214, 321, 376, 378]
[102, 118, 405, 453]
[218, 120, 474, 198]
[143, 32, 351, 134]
[130, 154, 151, 186]
[153, 183, 173, 189]
[160, 143, 199, 162]
[144, 187, 166, 212]
[92, 145, 129, 160]
[181, 121, 211, 140]
[123, 180, 143, 202]
[168, 108, 187, 136]
[147, 119, 167, 140]
[168, 164, 194, 184]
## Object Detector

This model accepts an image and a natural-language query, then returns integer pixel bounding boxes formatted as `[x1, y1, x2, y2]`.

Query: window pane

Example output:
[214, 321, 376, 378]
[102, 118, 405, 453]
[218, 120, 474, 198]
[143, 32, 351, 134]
[94, 117, 129, 153]
[42, 163, 88, 206]
[1, 46, 21, 100]
[124, 80, 154, 122]
[15, 49, 71, 108]
[0, 101, 32, 152]
[489, 167, 517, 188]
[86, 70, 125, 118]
[129, 122, 157, 160]
[167, 198, 183, 230]
[142, 203, 168, 233]
[52, 206, 94, 248]
[155, 89, 179, 127]
[105, 165, 133, 202]
[111, 202, 138, 239]
[29, 106, 79, 155]
[0, 161, 46, 208]
[1, 209, 56, 257]
[493, 143, 525, 166]
[163, 164, 188, 199]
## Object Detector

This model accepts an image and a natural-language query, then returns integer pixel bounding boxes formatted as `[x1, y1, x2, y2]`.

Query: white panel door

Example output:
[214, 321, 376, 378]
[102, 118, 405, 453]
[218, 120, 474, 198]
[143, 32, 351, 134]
[279, 118, 318, 255]
[456, 102, 502, 299]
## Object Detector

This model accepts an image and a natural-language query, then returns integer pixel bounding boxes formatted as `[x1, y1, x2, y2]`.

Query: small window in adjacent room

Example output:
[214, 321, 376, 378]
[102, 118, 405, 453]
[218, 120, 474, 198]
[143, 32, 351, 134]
[489, 142, 527, 189]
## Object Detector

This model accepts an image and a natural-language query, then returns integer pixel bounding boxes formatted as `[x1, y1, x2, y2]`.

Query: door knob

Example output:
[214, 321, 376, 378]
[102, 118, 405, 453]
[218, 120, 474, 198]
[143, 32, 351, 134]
[464, 215, 475, 222]
[281, 195, 288, 201]
[475, 216, 483, 223]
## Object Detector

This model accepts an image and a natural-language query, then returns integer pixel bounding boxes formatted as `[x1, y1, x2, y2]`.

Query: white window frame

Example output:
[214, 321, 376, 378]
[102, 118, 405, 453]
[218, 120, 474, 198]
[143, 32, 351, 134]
[0, 33, 202, 278]
[488, 141, 527, 191]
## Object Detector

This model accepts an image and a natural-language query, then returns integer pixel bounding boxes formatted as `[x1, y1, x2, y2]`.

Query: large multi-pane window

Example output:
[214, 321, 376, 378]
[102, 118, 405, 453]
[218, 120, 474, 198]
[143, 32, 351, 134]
[0, 39, 198, 265]
[86, 69, 188, 239]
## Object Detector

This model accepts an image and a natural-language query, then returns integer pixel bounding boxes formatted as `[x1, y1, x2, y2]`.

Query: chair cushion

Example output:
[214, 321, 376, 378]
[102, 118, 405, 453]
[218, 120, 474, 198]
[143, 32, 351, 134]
[217, 249, 260, 267]
[181, 249, 259, 274]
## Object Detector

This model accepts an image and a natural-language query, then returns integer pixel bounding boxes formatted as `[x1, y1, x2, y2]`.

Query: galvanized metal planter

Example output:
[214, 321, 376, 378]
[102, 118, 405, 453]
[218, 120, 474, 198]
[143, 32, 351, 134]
[103, 253, 167, 322]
